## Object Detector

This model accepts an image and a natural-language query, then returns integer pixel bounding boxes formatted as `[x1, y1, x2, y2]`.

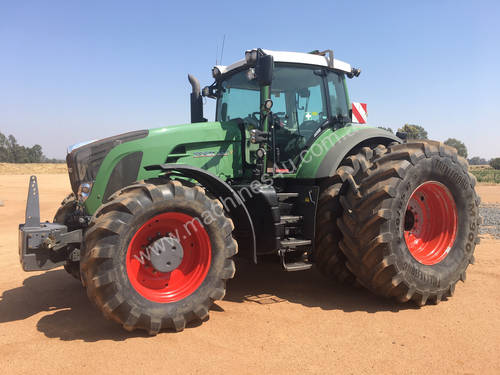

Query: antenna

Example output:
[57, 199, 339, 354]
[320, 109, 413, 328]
[220, 34, 226, 65]
[215, 43, 219, 65]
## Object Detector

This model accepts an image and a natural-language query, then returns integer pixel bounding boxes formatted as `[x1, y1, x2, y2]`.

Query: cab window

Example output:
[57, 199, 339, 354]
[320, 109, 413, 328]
[327, 72, 349, 121]
[271, 66, 328, 162]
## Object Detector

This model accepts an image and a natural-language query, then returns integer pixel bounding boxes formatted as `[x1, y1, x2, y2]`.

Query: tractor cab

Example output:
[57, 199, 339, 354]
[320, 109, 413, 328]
[193, 49, 361, 170]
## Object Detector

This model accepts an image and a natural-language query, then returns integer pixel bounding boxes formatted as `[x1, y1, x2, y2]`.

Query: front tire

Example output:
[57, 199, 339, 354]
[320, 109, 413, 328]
[81, 180, 238, 334]
[337, 141, 480, 305]
[54, 193, 81, 280]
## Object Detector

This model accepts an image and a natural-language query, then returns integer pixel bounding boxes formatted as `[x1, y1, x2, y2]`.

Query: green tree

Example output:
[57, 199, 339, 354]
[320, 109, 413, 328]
[398, 124, 428, 140]
[490, 158, 500, 170]
[0, 132, 47, 163]
[378, 126, 393, 133]
[7, 135, 19, 162]
[8, 135, 33, 162]
[469, 156, 488, 165]
[27, 144, 43, 162]
[444, 138, 468, 158]
[0, 132, 9, 162]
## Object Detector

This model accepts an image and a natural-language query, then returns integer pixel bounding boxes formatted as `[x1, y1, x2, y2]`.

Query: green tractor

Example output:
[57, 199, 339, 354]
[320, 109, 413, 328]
[19, 49, 480, 334]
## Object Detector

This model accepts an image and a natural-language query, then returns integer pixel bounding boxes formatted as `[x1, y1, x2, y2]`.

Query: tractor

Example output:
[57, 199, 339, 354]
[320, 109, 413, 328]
[19, 49, 481, 334]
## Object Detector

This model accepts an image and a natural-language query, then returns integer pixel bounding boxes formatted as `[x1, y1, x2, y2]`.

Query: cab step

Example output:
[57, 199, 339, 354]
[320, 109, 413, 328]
[280, 238, 311, 248]
[280, 215, 302, 224]
[278, 249, 313, 272]
[281, 261, 313, 272]
[277, 192, 299, 201]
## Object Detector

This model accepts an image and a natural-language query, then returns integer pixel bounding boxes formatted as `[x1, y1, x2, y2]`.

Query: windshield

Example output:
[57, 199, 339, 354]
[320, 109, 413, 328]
[216, 64, 349, 161]
[216, 71, 260, 127]
[216, 64, 348, 128]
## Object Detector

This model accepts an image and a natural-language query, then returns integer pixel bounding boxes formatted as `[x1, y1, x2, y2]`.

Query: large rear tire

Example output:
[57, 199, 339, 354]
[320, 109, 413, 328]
[80, 180, 237, 334]
[315, 178, 354, 284]
[337, 141, 480, 305]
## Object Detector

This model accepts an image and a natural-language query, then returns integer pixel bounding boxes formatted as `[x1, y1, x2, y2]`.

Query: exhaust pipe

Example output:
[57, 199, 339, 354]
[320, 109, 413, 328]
[188, 74, 204, 123]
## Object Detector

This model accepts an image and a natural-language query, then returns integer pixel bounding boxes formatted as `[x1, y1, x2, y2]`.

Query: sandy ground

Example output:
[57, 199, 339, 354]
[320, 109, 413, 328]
[478, 185, 500, 204]
[0, 174, 499, 375]
[0, 163, 67, 175]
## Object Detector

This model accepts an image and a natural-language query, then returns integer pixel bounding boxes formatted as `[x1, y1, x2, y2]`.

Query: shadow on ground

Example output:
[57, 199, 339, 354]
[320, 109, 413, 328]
[226, 260, 418, 313]
[0, 270, 150, 341]
[0, 261, 417, 342]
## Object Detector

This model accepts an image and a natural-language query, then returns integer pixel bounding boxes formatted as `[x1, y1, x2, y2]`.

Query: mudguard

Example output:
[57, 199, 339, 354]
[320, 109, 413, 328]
[315, 127, 401, 178]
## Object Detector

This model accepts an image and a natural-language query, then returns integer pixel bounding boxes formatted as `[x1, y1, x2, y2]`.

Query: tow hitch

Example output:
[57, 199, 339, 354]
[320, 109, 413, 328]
[18, 176, 82, 271]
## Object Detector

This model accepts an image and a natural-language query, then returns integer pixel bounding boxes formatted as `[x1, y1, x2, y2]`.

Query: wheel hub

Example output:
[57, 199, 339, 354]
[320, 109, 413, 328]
[404, 181, 457, 265]
[149, 236, 184, 273]
[126, 212, 212, 303]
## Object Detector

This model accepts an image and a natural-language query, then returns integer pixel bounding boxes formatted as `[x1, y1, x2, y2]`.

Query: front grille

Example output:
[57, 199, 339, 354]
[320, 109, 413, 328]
[66, 129, 148, 194]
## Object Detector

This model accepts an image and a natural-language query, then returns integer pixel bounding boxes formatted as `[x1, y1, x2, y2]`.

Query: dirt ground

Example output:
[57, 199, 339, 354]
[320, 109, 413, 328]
[0, 173, 499, 374]
[0, 163, 67, 175]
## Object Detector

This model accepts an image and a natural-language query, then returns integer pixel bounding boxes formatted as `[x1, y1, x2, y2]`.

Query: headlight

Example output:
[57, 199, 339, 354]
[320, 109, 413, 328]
[245, 50, 258, 65]
[77, 182, 93, 202]
[212, 67, 221, 78]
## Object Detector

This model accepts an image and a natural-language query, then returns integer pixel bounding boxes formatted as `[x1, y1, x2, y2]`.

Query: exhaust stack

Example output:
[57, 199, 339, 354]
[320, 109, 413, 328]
[188, 74, 204, 123]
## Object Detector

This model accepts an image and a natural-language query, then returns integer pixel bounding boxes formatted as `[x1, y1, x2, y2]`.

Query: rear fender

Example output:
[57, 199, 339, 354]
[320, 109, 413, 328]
[315, 127, 401, 178]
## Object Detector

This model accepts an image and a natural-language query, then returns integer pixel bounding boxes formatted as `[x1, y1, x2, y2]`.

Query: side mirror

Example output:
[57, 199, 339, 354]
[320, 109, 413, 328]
[202, 85, 218, 99]
[255, 54, 274, 86]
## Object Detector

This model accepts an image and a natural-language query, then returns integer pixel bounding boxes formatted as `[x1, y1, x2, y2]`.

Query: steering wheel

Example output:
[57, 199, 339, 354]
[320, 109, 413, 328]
[243, 112, 260, 128]
[272, 112, 287, 128]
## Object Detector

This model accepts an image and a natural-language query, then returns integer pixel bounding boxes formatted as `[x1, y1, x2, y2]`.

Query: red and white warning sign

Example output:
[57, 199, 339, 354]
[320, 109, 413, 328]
[352, 102, 367, 124]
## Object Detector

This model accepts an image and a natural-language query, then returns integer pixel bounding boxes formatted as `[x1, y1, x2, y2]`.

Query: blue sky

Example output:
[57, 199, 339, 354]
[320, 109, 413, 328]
[1, 0, 499, 159]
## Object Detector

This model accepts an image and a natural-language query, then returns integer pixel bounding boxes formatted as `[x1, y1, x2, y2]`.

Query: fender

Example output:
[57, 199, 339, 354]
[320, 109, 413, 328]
[315, 127, 401, 178]
[145, 163, 257, 263]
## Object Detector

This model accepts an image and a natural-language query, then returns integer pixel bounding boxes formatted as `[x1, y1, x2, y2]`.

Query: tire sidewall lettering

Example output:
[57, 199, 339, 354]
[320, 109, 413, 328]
[391, 156, 477, 289]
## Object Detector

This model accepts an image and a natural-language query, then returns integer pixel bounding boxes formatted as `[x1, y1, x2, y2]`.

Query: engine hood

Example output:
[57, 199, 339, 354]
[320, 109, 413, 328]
[76, 120, 243, 215]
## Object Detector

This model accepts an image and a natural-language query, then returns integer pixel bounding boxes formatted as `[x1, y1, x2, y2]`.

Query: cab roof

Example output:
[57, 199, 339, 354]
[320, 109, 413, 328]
[214, 49, 353, 76]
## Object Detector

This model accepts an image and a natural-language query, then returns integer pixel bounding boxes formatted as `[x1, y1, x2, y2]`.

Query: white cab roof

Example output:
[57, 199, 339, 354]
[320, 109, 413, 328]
[215, 49, 353, 75]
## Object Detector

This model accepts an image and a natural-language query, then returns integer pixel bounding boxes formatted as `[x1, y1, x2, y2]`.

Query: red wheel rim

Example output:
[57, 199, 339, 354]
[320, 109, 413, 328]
[126, 212, 211, 303]
[404, 181, 457, 265]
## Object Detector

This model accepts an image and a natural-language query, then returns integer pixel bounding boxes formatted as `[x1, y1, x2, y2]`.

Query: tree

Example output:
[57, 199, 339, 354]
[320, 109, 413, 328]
[444, 138, 468, 158]
[378, 126, 394, 133]
[28, 144, 43, 162]
[469, 156, 488, 165]
[0, 131, 49, 163]
[490, 158, 500, 170]
[0, 132, 9, 162]
[397, 124, 428, 140]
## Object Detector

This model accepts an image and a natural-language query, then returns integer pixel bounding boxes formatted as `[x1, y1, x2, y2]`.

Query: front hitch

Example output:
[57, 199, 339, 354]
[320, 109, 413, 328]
[18, 176, 83, 271]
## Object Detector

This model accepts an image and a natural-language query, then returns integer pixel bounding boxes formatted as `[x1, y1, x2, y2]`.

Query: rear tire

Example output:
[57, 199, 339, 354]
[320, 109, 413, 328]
[81, 180, 237, 334]
[337, 141, 480, 305]
[315, 178, 354, 284]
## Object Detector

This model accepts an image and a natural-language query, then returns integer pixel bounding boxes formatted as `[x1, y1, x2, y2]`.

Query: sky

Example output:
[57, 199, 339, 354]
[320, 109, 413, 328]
[1, 0, 499, 159]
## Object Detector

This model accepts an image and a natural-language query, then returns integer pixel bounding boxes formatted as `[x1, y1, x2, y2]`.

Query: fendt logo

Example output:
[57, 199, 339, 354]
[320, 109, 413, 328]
[192, 151, 230, 158]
